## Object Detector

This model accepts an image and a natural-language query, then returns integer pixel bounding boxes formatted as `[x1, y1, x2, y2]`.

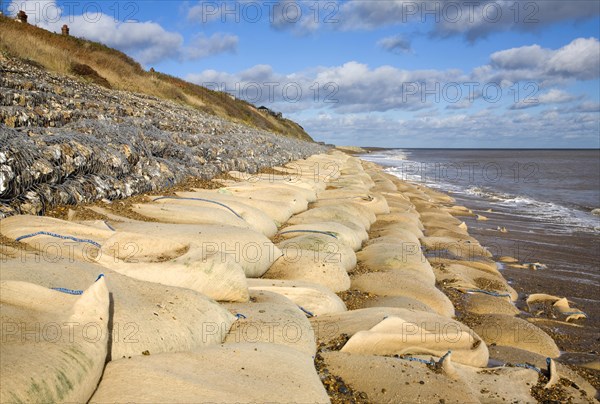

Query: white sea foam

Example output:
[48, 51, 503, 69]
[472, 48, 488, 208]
[369, 152, 600, 234]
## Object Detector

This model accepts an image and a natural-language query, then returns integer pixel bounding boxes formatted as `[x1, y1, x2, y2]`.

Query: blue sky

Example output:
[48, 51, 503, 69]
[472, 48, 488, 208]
[5, 0, 600, 147]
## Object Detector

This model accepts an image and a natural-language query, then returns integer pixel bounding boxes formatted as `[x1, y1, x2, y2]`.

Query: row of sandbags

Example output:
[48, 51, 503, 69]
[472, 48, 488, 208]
[300, 158, 596, 402]
[0, 153, 351, 403]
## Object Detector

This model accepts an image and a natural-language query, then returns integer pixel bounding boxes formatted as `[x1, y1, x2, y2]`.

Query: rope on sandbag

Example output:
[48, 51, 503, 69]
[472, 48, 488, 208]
[278, 230, 338, 239]
[16, 231, 101, 248]
[152, 196, 244, 220]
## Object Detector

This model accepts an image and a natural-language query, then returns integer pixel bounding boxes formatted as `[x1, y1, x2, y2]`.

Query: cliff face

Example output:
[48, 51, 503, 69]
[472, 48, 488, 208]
[0, 54, 327, 218]
[0, 15, 313, 141]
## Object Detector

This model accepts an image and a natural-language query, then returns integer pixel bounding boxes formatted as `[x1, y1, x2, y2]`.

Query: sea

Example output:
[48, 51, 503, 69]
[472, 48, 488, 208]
[361, 148, 600, 361]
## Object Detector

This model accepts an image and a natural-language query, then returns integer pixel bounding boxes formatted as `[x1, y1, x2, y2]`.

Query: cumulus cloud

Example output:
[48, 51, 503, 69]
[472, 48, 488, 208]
[7, 0, 235, 65]
[187, 37, 598, 115]
[301, 107, 599, 147]
[185, 33, 238, 60]
[377, 35, 412, 54]
[184, 0, 599, 42]
[333, 0, 600, 41]
[510, 89, 578, 110]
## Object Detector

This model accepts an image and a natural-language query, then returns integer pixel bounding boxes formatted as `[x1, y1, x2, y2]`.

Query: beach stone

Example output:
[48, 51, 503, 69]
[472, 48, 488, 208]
[1, 279, 108, 403]
[470, 314, 561, 358]
[90, 343, 329, 404]
[223, 290, 315, 355]
[351, 272, 455, 317]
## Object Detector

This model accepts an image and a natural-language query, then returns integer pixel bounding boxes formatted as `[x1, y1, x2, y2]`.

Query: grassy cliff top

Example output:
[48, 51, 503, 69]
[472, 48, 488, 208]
[0, 15, 313, 141]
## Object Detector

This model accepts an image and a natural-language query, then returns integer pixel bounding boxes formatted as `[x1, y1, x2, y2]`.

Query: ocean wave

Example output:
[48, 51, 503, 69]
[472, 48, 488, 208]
[384, 167, 599, 234]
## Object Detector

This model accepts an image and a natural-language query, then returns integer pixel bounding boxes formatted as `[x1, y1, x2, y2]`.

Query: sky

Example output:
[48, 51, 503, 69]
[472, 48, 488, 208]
[4, 0, 600, 148]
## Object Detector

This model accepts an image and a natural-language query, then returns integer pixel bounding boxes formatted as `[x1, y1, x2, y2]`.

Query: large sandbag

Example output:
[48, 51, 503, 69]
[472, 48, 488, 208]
[0, 258, 236, 360]
[223, 290, 316, 355]
[277, 234, 357, 271]
[341, 316, 489, 367]
[433, 263, 517, 301]
[365, 231, 421, 247]
[95, 231, 249, 302]
[91, 221, 282, 278]
[247, 279, 346, 316]
[279, 222, 366, 251]
[218, 182, 316, 205]
[470, 314, 561, 358]
[311, 200, 377, 225]
[356, 242, 435, 285]
[462, 292, 520, 316]
[226, 170, 326, 193]
[264, 248, 351, 293]
[429, 257, 499, 274]
[368, 221, 425, 239]
[90, 343, 330, 403]
[361, 295, 437, 313]
[321, 351, 539, 404]
[287, 205, 371, 231]
[321, 352, 478, 404]
[421, 236, 492, 259]
[150, 196, 277, 237]
[1, 215, 250, 302]
[131, 203, 252, 229]
[179, 190, 295, 224]
[351, 272, 455, 317]
[1, 278, 108, 403]
[317, 190, 389, 215]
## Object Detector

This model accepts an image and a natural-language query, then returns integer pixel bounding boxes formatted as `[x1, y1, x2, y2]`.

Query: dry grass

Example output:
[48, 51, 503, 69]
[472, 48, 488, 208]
[0, 15, 313, 141]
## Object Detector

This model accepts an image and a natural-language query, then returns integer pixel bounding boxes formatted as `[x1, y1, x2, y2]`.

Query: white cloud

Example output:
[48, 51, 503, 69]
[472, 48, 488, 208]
[490, 38, 600, 82]
[377, 34, 412, 54]
[185, 33, 238, 60]
[510, 89, 578, 110]
[187, 38, 598, 115]
[8, 0, 236, 65]
[335, 0, 600, 41]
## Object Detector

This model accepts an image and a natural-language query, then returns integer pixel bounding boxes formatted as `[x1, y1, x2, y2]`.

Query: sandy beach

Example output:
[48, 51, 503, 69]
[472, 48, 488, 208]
[1, 150, 598, 403]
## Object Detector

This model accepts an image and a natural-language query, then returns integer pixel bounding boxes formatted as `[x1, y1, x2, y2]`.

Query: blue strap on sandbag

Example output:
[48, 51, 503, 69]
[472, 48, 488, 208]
[278, 229, 338, 239]
[464, 288, 511, 298]
[16, 231, 101, 248]
[52, 274, 105, 295]
[299, 306, 314, 317]
[152, 196, 244, 220]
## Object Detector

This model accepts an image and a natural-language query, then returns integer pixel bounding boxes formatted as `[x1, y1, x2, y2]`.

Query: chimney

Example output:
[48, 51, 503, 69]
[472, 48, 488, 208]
[61, 24, 70, 36]
[17, 10, 28, 23]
